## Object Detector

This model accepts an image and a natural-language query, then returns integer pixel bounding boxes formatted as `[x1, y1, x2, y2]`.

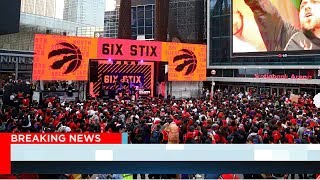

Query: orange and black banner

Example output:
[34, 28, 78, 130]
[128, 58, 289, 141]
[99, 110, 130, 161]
[90, 61, 154, 97]
[33, 34, 206, 81]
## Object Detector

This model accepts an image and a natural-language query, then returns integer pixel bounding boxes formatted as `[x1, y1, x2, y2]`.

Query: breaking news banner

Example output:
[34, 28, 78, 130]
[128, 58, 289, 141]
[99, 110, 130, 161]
[0, 133, 125, 174]
[1, 133, 320, 175]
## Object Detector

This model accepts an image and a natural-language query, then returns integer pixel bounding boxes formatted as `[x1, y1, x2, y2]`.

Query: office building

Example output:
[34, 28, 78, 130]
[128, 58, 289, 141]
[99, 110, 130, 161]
[77, 26, 104, 37]
[104, 0, 206, 42]
[104, 9, 119, 38]
[104, 0, 155, 40]
[0, 3, 86, 81]
[168, 0, 206, 43]
[20, 0, 56, 18]
[64, 0, 105, 26]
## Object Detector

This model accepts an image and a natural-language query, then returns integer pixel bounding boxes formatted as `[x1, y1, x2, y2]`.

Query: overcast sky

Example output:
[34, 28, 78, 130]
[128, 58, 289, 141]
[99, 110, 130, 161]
[55, 0, 116, 19]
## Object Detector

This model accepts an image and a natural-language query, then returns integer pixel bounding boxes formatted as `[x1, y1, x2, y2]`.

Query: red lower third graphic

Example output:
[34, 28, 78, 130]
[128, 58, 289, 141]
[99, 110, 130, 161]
[0, 133, 123, 174]
[0, 134, 11, 174]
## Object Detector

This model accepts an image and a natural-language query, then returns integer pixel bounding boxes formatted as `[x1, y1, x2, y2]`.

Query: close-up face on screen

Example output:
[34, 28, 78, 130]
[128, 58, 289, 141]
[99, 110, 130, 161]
[232, 0, 320, 54]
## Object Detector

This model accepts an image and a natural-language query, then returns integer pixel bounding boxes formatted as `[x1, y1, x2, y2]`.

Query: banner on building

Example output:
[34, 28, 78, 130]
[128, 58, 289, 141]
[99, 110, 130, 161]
[32, 34, 206, 81]
[32, 34, 97, 81]
[163, 43, 207, 81]
[90, 61, 154, 98]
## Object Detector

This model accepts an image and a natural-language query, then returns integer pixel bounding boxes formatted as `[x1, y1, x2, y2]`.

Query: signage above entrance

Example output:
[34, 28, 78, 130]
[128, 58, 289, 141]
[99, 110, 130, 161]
[255, 74, 313, 80]
[0, 54, 32, 64]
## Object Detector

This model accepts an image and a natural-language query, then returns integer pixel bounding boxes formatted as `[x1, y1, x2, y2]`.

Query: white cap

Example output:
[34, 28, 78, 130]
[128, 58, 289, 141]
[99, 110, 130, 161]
[65, 127, 71, 133]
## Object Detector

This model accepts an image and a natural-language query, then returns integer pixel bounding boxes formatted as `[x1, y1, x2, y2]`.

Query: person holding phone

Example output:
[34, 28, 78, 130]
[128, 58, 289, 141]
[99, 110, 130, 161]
[244, 0, 320, 51]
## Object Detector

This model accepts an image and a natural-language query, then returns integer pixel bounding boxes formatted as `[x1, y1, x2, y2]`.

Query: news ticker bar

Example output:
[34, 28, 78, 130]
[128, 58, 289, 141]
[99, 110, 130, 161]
[10, 144, 320, 161]
[11, 161, 320, 174]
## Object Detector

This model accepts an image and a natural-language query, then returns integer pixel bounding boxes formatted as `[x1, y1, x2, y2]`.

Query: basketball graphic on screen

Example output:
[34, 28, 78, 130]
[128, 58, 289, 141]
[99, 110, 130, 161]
[173, 49, 197, 76]
[48, 42, 83, 74]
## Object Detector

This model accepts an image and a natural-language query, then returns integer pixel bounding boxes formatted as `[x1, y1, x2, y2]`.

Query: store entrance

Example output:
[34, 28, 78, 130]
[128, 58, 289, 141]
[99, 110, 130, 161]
[271, 87, 299, 96]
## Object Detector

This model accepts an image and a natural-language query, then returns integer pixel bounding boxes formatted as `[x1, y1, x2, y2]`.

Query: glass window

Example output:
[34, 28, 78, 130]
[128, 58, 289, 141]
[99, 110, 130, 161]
[137, 6, 144, 12]
[285, 69, 299, 76]
[132, 10, 136, 19]
[145, 34, 153, 39]
[145, 18, 152, 26]
[138, 27, 144, 34]
[211, 17, 221, 37]
[145, 27, 152, 35]
[137, 11, 144, 19]
[221, 15, 229, 36]
[215, 69, 223, 77]
[211, 0, 231, 16]
[234, 69, 246, 77]
[138, 19, 144, 26]
[223, 69, 233, 77]
[131, 28, 137, 35]
[271, 69, 285, 75]
[145, 10, 152, 18]
[145, 5, 152, 11]
[132, 18, 137, 26]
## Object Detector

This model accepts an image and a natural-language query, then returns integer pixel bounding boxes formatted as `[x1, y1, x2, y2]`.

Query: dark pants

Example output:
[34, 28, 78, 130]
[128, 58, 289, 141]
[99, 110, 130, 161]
[291, 174, 308, 179]
[148, 174, 160, 179]
[133, 174, 145, 179]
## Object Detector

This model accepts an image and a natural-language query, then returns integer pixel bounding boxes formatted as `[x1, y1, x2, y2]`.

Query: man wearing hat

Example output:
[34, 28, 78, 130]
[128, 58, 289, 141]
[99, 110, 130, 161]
[244, 0, 320, 51]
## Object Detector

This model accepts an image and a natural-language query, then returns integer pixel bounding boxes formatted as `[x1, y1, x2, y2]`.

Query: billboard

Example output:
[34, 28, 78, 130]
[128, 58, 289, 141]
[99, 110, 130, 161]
[89, 61, 154, 98]
[97, 38, 162, 61]
[232, 0, 320, 56]
[163, 43, 207, 81]
[33, 34, 206, 81]
[33, 34, 97, 81]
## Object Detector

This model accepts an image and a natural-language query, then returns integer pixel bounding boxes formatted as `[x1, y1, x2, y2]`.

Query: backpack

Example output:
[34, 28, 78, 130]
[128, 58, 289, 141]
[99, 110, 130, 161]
[252, 135, 261, 144]
[150, 130, 161, 143]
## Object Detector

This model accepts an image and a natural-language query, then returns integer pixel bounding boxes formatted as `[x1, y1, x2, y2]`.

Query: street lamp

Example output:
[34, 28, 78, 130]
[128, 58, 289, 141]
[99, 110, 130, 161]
[211, 70, 216, 99]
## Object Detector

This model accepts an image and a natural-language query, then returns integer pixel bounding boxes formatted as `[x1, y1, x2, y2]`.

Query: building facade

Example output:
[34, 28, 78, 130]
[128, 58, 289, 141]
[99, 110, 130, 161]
[104, 9, 119, 38]
[76, 26, 104, 37]
[0, 10, 86, 81]
[207, 0, 320, 96]
[21, 0, 56, 18]
[104, 0, 155, 40]
[104, 0, 206, 42]
[168, 0, 206, 43]
[64, 0, 105, 26]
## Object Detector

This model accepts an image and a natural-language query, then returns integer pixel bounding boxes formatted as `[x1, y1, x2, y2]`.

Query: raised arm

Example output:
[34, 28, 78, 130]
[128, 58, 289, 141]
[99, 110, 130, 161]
[244, 0, 299, 51]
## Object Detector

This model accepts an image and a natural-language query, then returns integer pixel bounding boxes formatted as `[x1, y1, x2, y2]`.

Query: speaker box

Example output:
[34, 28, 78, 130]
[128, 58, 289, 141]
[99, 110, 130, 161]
[90, 61, 99, 82]
[158, 62, 166, 82]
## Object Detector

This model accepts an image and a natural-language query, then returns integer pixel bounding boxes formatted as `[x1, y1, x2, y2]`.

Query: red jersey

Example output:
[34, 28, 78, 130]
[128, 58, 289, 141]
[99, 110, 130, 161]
[285, 134, 294, 144]
[162, 130, 168, 141]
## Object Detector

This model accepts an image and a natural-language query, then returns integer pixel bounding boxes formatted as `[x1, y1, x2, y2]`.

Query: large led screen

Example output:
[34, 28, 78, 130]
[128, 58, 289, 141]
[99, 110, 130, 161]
[232, 0, 320, 56]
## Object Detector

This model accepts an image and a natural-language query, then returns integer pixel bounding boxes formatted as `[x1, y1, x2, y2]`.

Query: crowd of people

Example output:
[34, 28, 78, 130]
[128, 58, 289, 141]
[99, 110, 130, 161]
[1, 87, 320, 179]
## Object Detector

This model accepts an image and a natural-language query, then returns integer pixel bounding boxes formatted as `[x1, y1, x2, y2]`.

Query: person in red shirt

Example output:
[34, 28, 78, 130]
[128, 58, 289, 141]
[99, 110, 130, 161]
[161, 123, 169, 144]
[21, 95, 30, 110]
[219, 174, 239, 179]
[285, 128, 295, 144]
